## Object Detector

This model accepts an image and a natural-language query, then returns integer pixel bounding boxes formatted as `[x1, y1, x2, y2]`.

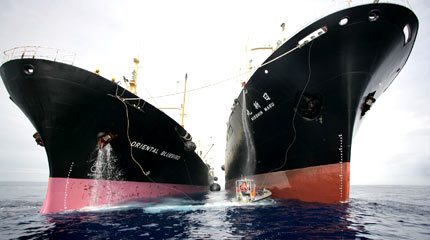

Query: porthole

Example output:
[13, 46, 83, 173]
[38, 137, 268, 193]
[23, 64, 35, 75]
[403, 24, 411, 44]
[368, 10, 380, 22]
[339, 17, 349, 26]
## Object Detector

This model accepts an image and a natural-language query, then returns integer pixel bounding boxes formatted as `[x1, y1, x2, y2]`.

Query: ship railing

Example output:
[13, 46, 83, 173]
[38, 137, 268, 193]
[329, 0, 412, 10]
[3, 46, 76, 65]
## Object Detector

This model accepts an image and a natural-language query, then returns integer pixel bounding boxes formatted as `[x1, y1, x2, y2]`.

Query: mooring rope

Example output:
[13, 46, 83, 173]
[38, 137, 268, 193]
[146, 45, 301, 100]
[146, 71, 249, 99]
[261, 41, 314, 189]
[112, 37, 310, 196]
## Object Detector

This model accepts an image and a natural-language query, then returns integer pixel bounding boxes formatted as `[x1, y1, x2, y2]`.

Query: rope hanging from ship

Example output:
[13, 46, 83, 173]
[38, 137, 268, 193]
[112, 89, 196, 202]
[112, 25, 321, 196]
[261, 41, 314, 189]
[115, 94, 151, 177]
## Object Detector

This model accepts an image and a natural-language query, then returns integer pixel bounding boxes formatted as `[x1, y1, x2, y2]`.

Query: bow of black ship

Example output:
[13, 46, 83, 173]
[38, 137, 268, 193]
[225, 3, 418, 203]
[0, 58, 210, 213]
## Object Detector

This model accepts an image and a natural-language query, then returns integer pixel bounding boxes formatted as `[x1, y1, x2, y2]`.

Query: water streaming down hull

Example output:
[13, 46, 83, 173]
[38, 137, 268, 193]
[0, 50, 210, 213]
[89, 144, 123, 206]
[240, 93, 256, 177]
[225, 3, 418, 203]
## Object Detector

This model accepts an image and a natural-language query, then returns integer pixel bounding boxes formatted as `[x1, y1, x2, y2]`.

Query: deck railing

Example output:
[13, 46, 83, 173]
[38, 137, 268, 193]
[3, 46, 76, 65]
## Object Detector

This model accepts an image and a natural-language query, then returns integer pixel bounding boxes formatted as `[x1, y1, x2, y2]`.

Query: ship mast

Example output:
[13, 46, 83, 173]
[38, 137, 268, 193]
[128, 58, 139, 95]
[124, 57, 140, 95]
[158, 73, 188, 127]
[180, 73, 188, 127]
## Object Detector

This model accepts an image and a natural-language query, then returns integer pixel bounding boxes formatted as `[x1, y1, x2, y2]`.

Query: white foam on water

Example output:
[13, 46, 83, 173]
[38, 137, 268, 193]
[78, 204, 135, 213]
[142, 197, 277, 214]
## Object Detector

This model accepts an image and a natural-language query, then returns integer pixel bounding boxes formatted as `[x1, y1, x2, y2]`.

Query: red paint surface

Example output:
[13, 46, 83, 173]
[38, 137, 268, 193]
[40, 177, 208, 213]
[226, 163, 350, 204]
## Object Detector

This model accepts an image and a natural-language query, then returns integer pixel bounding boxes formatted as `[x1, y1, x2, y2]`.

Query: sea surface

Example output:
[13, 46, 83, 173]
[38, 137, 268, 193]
[0, 182, 429, 240]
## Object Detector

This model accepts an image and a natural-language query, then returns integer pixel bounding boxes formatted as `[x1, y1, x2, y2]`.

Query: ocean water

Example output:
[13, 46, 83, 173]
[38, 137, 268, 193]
[0, 182, 429, 240]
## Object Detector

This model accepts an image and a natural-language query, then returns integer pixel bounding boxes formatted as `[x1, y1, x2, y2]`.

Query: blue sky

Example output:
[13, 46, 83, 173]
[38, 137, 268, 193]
[0, 0, 428, 185]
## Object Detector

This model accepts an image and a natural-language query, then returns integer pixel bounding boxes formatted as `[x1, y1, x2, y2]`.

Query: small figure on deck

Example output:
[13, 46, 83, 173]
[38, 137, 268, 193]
[94, 69, 100, 75]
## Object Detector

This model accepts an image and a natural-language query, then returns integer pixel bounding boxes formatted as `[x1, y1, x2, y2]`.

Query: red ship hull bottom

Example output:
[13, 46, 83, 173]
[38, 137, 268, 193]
[226, 162, 350, 204]
[40, 177, 208, 214]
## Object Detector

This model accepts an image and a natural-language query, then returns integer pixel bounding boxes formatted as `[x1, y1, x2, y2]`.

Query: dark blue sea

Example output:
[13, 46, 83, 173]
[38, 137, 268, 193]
[0, 182, 429, 240]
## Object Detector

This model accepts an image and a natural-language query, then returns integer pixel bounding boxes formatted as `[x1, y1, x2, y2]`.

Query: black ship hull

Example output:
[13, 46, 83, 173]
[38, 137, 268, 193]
[225, 4, 418, 203]
[0, 58, 209, 213]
